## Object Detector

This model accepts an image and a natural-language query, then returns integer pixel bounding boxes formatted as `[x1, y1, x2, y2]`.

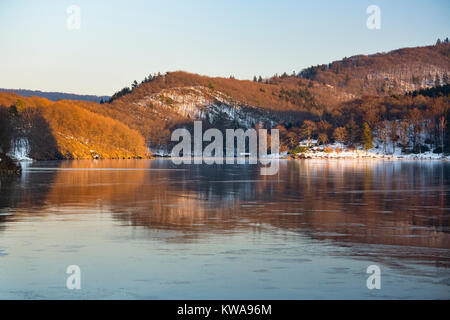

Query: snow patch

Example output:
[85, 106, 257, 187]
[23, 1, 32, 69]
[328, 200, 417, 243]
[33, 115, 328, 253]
[7, 138, 32, 161]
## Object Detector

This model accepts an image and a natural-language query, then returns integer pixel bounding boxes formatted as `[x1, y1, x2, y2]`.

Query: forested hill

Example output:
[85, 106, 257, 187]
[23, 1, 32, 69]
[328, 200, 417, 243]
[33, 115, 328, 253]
[0, 88, 110, 103]
[0, 93, 148, 160]
[1, 41, 449, 160]
[88, 42, 449, 154]
[298, 41, 450, 96]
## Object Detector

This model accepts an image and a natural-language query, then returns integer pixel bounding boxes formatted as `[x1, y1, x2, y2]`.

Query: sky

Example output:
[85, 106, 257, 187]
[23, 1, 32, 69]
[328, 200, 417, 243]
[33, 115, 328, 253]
[0, 0, 449, 95]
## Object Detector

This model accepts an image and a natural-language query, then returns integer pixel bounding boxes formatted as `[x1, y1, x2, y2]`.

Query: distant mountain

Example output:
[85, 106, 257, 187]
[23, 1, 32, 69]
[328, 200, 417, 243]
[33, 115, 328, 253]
[0, 88, 110, 103]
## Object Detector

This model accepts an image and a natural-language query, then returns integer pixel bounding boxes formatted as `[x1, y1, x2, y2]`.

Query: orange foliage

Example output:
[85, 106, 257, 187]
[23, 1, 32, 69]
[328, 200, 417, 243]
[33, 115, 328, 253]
[0, 92, 148, 160]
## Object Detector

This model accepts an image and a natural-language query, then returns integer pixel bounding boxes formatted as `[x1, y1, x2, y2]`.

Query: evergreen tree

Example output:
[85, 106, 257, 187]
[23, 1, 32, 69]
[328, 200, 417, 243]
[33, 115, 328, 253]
[362, 122, 374, 151]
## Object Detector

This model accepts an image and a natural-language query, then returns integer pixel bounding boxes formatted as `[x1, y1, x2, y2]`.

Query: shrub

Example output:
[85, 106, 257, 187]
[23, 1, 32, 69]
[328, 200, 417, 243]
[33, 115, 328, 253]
[289, 146, 309, 155]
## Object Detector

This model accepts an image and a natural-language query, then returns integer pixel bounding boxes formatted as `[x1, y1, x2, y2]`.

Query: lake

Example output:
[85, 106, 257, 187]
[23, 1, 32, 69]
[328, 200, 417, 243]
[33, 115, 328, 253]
[0, 159, 449, 299]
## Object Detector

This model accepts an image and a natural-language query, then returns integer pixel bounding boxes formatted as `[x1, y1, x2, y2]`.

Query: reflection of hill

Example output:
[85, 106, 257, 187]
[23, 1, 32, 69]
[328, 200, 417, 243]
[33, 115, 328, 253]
[260, 160, 450, 250]
[44, 160, 148, 205]
[2, 160, 449, 263]
[0, 162, 57, 230]
[0, 162, 56, 211]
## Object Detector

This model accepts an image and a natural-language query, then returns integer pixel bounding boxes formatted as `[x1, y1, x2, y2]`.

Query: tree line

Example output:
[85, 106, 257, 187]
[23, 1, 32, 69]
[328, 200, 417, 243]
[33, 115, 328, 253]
[274, 85, 450, 154]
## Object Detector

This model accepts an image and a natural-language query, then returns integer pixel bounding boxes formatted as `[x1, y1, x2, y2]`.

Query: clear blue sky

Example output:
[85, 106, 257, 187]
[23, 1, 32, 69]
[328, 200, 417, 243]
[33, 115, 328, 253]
[0, 0, 449, 95]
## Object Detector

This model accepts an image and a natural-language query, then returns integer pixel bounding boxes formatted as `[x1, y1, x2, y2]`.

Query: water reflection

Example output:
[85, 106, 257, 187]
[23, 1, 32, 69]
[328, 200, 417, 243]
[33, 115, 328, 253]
[1, 159, 449, 254]
[1, 159, 450, 299]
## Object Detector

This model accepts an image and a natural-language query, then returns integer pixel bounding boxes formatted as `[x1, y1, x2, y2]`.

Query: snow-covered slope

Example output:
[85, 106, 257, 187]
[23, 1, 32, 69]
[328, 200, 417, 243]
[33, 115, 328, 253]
[133, 86, 278, 128]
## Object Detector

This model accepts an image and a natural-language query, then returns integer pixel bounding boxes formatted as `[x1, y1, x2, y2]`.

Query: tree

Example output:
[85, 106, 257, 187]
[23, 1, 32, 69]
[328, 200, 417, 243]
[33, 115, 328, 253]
[274, 124, 289, 153]
[317, 120, 331, 136]
[8, 104, 18, 118]
[398, 120, 410, 147]
[346, 116, 360, 145]
[363, 104, 381, 129]
[318, 133, 328, 147]
[361, 122, 374, 151]
[436, 38, 442, 45]
[408, 108, 424, 152]
[376, 120, 389, 154]
[435, 74, 441, 87]
[443, 73, 449, 85]
[332, 127, 347, 146]
[109, 87, 131, 102]
[389, 121, 399, 154]
[300, 120, 317, 146]
[286, 131, 299, 148]
[0, 106, 13, 153]
[253, 76, 257, 82]
[439, 116, 447, 154]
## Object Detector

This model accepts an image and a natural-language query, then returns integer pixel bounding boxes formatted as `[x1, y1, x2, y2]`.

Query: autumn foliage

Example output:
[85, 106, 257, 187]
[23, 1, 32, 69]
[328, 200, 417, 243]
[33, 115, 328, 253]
[0, 93, 148, 160]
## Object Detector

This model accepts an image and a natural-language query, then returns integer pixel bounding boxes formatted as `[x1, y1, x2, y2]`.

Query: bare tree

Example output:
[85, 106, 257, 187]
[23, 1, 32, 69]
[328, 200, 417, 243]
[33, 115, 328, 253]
[300, 120, 317, 146]
[439, 116, 447, 155]
[376, 120, 389, 154]
[332, 127, 347, 147]
[389, 121, 399, 154]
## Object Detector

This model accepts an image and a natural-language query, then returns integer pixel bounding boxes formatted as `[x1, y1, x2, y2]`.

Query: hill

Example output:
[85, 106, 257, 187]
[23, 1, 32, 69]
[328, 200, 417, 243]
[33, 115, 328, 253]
[0, 93, 148, 160]
[92, 44, 449, 154]
[1, 41, 449, 158]
[298, 42, 450, 96]
[80, 71, 356, 153]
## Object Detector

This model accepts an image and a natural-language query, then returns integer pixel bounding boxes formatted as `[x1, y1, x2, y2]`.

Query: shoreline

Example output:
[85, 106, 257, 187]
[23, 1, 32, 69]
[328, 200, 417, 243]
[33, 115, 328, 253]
[284, 153, 450, 161]
[9, 155, 450, 162]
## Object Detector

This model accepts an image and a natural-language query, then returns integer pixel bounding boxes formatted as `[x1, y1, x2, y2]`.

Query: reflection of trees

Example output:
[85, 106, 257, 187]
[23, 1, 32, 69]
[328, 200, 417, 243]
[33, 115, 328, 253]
[273, 160, 450, 249]
[0, 162, 57, 230]
[2, 159, 449, 258]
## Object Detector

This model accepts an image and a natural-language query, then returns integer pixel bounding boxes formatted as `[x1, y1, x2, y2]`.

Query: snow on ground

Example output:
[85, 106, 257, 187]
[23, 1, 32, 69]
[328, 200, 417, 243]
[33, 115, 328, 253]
[7, 138, 32, 161]
[293, 141, 450, 160]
